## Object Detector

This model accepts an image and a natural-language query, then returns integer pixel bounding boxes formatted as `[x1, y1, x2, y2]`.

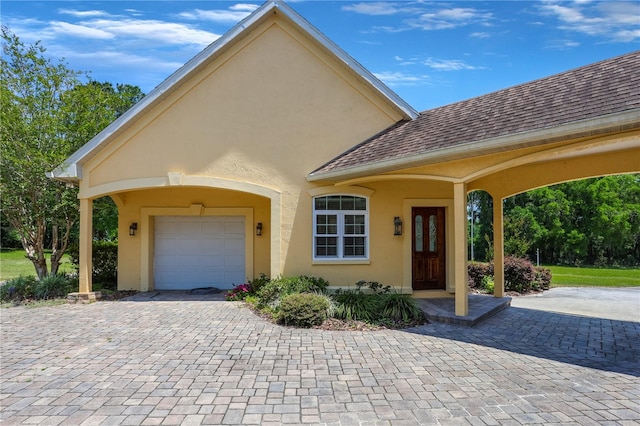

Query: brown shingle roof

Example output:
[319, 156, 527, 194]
[310, 51, 640, 179]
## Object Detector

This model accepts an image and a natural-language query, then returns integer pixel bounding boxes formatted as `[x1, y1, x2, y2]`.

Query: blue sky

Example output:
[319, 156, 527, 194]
[2, 1, 639, 111]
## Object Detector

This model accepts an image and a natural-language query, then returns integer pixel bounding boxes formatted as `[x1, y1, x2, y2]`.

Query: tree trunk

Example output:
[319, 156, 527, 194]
[11, 216, 49, 279]
[50, 220, 73, 276]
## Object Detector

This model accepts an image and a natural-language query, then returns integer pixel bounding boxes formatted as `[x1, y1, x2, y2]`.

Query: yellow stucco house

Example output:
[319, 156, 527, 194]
[50, 1, 640, 315]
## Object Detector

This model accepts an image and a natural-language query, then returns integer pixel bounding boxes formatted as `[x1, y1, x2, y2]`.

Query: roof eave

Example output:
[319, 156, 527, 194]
[307, 108, 640, 182]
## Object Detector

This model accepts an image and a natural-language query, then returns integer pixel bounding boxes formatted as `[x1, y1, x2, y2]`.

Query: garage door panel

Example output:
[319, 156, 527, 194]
[178, 237, 201, 251]
[225, 222, 244, 233]
[177, 255, 201, 267]
[154, 216, 245, 290]
[179, 222, 202, 234]
[155, 221, 179, 233]
[225, 254, 245, 268]
[202, 237, 225, 253]
[224, 238, 244, 250]
[224, 271, 245, 285]
[202, 255, 224, 267]
[202, 222, 225, 234]
[155, 239, 177, 255]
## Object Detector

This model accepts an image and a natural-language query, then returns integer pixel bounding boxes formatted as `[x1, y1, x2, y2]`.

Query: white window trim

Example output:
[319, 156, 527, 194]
[312, 195, 370, 262]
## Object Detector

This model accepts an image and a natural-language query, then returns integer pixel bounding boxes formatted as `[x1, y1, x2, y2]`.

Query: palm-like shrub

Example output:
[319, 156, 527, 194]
[332, 290, 379, 322]
[380, 293, 422, 323]
[35, 274, 76, 299]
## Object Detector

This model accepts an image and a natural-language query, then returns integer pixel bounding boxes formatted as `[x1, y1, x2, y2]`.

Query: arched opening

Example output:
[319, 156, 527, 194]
[502, 174, 640, 268]
[467, 190, 493, 263]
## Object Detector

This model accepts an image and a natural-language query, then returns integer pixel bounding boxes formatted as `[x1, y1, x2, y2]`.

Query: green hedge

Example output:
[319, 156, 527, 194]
[468, 257, 552, 293]
[277, 293, 329, 327]
[68, 241, 118, 289]
[0, 274, 77, 302]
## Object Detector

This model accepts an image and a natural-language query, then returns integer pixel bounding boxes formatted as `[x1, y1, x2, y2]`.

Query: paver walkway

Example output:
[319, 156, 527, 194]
[1, 293, 639, 425]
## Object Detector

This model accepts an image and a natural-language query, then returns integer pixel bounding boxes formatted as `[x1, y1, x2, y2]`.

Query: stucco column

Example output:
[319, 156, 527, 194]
[270, 196, 282, 278]
[78, 198, 93, 294]
[453, 182, 468, 316]
[493, 197, 505, 298]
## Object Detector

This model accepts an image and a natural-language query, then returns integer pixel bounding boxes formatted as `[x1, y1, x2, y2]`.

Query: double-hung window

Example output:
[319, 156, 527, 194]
[313, 195, 368, 260]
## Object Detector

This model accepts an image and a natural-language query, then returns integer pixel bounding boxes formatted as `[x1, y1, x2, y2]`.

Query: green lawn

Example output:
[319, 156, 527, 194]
[0, 249, 73, 281]
[548, 265, 640, 287]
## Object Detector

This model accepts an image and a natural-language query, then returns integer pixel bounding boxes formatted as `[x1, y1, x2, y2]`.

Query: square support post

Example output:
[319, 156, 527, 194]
[453, 182, 468, 316]
[78, 198, 93, 294]
[493, 197, 505, 298]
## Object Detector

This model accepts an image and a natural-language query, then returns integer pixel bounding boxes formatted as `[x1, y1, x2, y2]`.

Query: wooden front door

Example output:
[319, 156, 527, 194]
[412, 207, 446, 290]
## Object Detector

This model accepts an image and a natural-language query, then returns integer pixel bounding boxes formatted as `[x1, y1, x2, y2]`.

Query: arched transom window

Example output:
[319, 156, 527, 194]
[313, 195, 369, 260]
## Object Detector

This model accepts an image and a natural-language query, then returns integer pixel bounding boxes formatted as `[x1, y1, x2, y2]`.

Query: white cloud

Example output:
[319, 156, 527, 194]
[49, 21, 114, 40]
[230, 4, 260, 12]
[57, 9, 112, 18]
[80, 19, 219, 47]
[470, 32, 491, 38]
[409, 8, 493, 30]
[546, 39, 581, 49]
[342, 2, 406, 16]
[538, 1, 640, 42]
[179, 9, 253, 23]
[344, 2, 493, 32]
[613, 29, 640, 42]
[58, 48, 184, 71]
[179, 3, 258, 23]
[373, 71, 431, 86]
[423, 58, 485, 71]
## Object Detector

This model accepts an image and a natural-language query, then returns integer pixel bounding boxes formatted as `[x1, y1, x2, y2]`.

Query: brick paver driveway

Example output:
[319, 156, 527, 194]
[1, 293, 639, 425]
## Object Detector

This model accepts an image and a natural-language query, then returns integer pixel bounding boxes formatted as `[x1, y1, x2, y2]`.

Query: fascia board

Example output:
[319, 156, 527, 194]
[307, 108, 640, 182]
[49, 0, 417, 181]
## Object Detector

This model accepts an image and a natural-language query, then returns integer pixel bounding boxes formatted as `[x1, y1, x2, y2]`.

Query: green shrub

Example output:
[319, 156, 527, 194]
[379, 292, 423, 323]
[35, 274, 76, 299]
[481, 275, 495, 294]
[468, 262, 490, 288]
[257, 275, 329, 309]
[333, 290, 379, 322]
[68, 241, 118, 290]
[503, 256, 536, 293]
[533, 266, 552, 291]
[0, 275, 37, 301]
[277, 293, 330, 327]
[249, 273, 270, 294]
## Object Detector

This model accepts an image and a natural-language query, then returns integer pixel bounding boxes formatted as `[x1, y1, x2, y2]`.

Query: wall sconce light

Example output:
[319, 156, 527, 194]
[129, 223, 138, 236]
[256, 222, 263, 236]
[394, 217, 403, 236]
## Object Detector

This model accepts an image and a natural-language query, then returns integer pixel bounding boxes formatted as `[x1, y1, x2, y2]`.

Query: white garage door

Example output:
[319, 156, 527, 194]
[154, 216, 245, 290]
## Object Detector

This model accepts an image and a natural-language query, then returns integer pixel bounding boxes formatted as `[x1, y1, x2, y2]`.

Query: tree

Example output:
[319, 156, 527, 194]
[498, 174, 640, 266]
[1, 27, 143, 278]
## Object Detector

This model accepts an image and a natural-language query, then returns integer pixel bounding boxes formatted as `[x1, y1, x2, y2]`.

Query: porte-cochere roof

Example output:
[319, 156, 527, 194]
[309, 50, 640, 180]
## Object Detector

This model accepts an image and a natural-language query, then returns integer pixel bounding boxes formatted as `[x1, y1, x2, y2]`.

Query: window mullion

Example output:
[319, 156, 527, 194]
[338, 212, 344, 259]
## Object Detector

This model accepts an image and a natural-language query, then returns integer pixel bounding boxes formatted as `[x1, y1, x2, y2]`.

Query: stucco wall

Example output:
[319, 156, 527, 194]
[286, 180, 454, 290]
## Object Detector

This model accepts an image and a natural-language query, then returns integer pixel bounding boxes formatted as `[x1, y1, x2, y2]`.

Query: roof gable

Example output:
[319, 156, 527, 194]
[309, 50, 640, 181]
[49, 0, 417, 181]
